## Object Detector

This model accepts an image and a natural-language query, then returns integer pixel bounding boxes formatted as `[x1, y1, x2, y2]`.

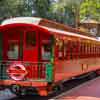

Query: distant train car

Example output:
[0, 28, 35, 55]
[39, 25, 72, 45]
[0, 17, 100, 96]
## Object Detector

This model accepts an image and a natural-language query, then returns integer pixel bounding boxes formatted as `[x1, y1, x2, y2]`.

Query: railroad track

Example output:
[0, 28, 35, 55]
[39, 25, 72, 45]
[0, 75, 98, 100]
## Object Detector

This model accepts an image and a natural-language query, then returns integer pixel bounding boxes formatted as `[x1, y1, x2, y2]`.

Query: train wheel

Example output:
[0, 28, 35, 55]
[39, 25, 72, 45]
[10, 85, 26, 96]
[53, 85, 62, 93]
[59, 84, 64, 91]
[20, 88, 27, 96]
[10, 85, 21, 96]
[96, 70, 100, 76]
[88, 72, 97, 80]
[53, 86, 59, 92]
[0, 86, 5, 90]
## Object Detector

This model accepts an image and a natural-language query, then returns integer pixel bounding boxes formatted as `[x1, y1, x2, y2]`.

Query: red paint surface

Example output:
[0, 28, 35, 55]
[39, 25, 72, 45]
[57, 77, 100, 100]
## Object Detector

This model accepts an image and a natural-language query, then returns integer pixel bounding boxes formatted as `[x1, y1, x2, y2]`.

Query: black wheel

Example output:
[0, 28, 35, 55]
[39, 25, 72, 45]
[59, 84, 64, 91]
[53, 84, 63, 93]
[0, 86, 5, 90]
[88, 72, 97, 80]
[10, 85, 26, 96]
[53, 85, 59, 93]
[96, 70, 100, 76]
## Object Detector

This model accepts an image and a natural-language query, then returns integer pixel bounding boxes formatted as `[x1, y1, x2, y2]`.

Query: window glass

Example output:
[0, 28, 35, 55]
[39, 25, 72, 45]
[87, 44, 89, 55]
[84, 43, 86, 55]
[90, 44, 91, 54]
[70, 41, 77, 59]
[73, 42, 77, 57]
[80, 43, 82, 57]
[83, 43, 85, 57]
[69, 42, 72, 59]
[64, 42, 67, 58]
[42, 44, 52, 60]
[58, 40, 64, 59]
[26, 31, 36, 47]
[92, 44, 93, 54]
[93, 44, 95, 54]
[8, 43, 19, 59]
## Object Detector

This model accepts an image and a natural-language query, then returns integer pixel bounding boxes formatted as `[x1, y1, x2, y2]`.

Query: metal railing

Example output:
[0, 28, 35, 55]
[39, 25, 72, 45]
[0, 61, 53, 82]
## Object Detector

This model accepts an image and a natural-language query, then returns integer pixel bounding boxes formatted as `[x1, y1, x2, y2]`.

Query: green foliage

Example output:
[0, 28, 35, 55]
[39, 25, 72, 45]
[50, 0, 100, 26]
[33, 0, 51, 18]
[0, 0, 34, 18]
[0, 0, 99, 26]
[49, 0, 82, 26]
[0, 0, 52, 22]
[80, 0, 100, 21]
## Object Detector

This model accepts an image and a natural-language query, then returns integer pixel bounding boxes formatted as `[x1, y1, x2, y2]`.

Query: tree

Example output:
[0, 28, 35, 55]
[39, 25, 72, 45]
[80, 0, 100, 21]
[32, 0, 51, 18]
[49, 0, 83, 27]
[0, 0, 35, 18]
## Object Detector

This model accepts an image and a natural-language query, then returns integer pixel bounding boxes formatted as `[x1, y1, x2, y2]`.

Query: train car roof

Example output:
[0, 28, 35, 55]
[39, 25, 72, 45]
[1, 17, 85, 34]
[42, 26, 99, 42]
[1, 17, 99, 42]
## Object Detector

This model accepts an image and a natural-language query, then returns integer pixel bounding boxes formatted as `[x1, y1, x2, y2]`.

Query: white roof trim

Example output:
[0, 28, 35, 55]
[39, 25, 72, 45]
[42, 26, 98, 42]
[1, 17, 41, 25]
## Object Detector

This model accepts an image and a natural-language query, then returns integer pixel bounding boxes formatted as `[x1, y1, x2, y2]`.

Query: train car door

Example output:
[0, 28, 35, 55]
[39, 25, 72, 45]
[23, 29, 38, 62]
[23, 29, 39, 79]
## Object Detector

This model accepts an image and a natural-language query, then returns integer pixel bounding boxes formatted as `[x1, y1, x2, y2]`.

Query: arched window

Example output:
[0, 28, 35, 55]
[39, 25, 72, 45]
[26, 31, 36, 48]
[58, 40, 64, 59]
[64, 41, 67, 59]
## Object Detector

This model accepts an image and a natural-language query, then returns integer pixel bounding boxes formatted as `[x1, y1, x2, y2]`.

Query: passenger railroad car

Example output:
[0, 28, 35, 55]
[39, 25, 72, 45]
[0, 17, 100, 96]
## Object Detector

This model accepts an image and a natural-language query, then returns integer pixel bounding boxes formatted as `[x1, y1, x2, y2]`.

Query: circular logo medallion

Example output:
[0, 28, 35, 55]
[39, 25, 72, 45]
[7, 63, 27, 81]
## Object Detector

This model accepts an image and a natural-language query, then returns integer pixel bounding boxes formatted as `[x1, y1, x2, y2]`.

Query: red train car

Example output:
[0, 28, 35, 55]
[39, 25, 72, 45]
[0, 17, 100, 96]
